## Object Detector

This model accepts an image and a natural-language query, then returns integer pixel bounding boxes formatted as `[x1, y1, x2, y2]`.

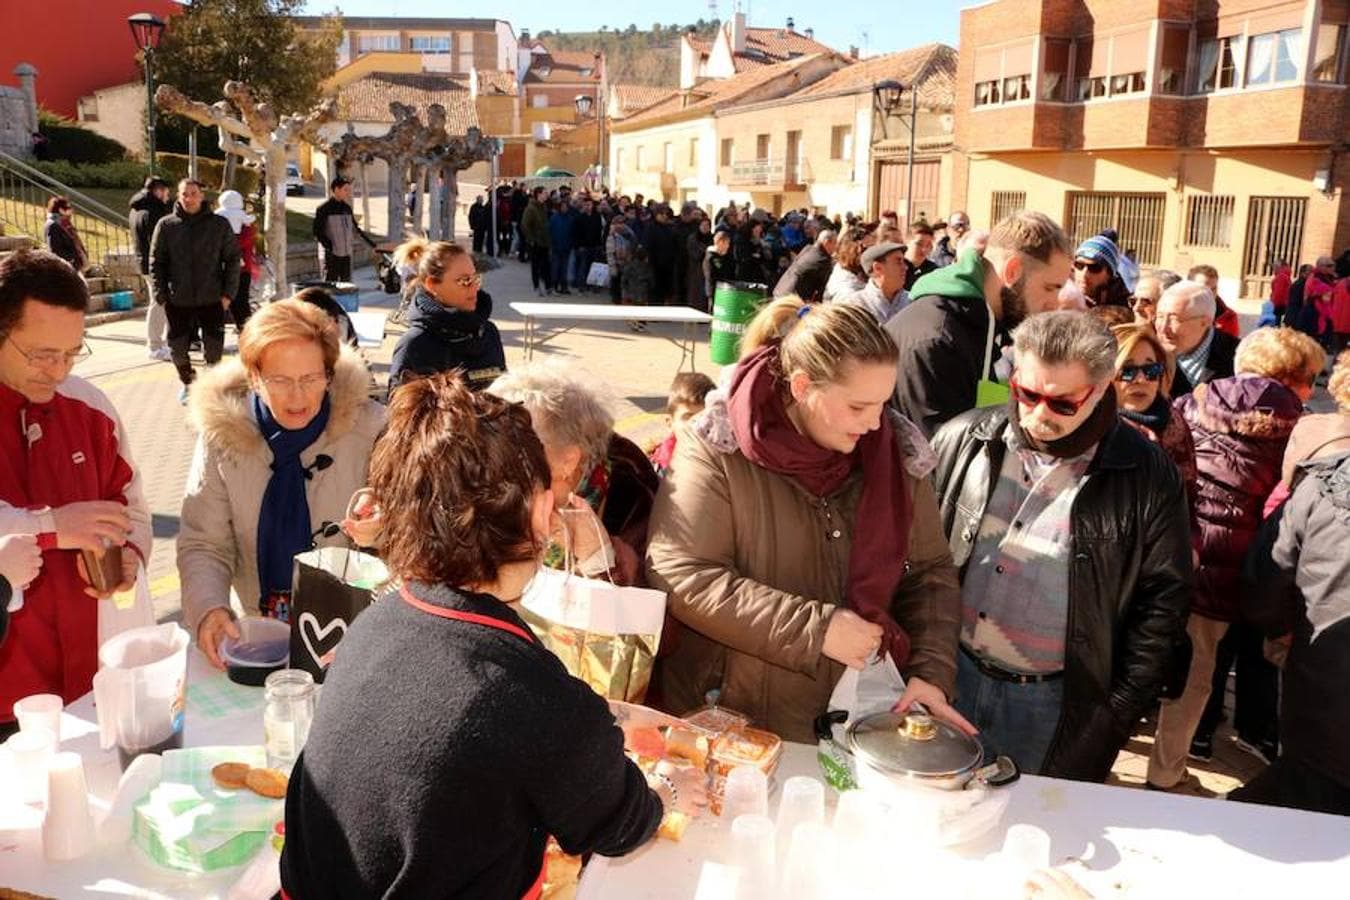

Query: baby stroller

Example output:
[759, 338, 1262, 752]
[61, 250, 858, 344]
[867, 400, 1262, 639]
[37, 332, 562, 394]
[374, 245, 402, 295]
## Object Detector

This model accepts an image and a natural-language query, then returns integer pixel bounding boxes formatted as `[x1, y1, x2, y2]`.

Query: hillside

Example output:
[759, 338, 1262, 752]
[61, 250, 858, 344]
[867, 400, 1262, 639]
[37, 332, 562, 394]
[535, 21, 721, 87]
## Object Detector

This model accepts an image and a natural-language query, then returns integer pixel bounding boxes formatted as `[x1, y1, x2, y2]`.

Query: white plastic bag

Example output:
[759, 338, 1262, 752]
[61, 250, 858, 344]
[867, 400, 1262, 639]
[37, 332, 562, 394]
[827, 652, 907, 727]
[585, 261, 610, 287]
[97, 561, 156, 647]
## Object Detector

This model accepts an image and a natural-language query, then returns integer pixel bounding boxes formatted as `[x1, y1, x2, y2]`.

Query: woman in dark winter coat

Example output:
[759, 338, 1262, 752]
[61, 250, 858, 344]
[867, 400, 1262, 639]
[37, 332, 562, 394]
[1147, 327, 1323, 790]
[387, 239, 505, 396]
[685, 217, 713, 310]
[43, 196, 87, 272]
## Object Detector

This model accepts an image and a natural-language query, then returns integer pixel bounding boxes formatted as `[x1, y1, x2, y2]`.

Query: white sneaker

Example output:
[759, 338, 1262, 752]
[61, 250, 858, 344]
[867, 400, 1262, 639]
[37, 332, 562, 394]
[148, 346, 172, 361]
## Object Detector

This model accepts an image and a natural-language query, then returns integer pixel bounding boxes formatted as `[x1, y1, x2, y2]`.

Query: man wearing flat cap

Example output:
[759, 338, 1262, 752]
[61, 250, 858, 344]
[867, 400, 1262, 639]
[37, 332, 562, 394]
[838, 241, 911, 325]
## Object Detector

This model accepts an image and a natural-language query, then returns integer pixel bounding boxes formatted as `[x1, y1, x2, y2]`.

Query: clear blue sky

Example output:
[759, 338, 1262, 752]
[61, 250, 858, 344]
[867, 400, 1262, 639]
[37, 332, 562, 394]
[302, 1, 966, 56]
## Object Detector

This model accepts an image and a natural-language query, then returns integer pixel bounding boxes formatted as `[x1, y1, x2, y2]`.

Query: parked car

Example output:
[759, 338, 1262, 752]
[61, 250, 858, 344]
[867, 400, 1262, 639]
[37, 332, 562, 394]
[285, 163, 305, 196]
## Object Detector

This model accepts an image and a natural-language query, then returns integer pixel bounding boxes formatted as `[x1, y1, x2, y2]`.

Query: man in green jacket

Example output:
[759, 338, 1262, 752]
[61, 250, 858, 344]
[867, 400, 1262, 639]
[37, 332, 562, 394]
[521, 187, 551, 296]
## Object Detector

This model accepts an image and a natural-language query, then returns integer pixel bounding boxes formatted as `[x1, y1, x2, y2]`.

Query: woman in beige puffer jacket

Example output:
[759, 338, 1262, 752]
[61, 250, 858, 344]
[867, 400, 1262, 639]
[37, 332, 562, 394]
[177, 316, 386, 660]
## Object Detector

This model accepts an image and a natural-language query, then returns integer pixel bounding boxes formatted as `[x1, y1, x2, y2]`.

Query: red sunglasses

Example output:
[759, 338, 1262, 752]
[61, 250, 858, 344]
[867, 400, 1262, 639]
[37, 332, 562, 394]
[1009, 376, 1096, 416]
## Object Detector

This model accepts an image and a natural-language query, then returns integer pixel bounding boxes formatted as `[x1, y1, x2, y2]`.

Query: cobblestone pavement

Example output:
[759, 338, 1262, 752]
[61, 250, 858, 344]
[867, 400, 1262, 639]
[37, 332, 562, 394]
[73, 251, 1289, 796]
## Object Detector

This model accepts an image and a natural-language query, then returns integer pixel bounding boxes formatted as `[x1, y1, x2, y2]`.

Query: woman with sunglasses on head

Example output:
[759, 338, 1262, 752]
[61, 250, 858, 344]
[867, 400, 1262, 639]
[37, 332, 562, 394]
[179, 299, 387, 667]
[387, 238, 505, 398]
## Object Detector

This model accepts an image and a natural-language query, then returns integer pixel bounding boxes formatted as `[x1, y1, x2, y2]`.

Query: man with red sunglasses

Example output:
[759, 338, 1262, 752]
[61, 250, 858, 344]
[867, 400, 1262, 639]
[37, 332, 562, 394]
[929, 311, 1192, 782]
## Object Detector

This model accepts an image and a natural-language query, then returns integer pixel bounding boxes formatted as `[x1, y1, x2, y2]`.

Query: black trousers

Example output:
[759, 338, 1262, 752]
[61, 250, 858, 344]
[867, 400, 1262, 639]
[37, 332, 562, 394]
[230, 270, 252, 335]
[472, 229, 485, 253]
[529, 244, 550, 290]
[1229, 757, 1350, 816]
[1198, 620, 1279, 746]
[166, 302, 225, 386]
[322, 254, 352, 283]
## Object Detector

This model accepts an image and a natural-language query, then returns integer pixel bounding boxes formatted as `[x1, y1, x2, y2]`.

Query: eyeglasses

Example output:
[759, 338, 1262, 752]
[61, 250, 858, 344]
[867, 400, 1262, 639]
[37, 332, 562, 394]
[260, 373, 330, 394]
[6, 337, 92, 368]
[1009, 376, 1096, 417]
[1073, 260, 1105, 274]
[452, 273, 483, 288]
[1118, 362, 1165, 383]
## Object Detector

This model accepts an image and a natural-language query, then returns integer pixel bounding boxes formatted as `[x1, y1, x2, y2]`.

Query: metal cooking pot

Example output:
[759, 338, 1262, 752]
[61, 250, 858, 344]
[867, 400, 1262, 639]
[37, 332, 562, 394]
[845, 711, 1020, 792]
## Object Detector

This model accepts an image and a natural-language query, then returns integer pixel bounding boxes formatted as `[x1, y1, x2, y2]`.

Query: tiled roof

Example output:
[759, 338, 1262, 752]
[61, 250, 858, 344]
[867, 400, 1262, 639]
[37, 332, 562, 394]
[335, 71, 480, 130]
[523, 46, 602, 84]
[795, 44, 957, 109]
[611, 84, 673, 115]
[687, 26, 836, 66]
[617, 54, 833, 129]
[474, 69, 518, 96]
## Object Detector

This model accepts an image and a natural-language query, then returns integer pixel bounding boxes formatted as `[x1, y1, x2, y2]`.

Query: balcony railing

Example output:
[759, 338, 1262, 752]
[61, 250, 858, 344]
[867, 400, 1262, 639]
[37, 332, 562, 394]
[728, 156, 807, 187]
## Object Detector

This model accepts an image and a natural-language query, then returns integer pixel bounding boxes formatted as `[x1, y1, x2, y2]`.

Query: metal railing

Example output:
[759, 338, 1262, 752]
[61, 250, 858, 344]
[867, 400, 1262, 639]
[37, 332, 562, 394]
[0, 149, 134, 270]
[729, 156, 807, 187]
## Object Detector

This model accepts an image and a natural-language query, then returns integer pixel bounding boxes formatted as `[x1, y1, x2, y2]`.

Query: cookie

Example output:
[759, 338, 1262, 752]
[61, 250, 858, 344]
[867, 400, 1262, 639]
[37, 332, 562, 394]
[244, 767, 289, 799]
[210, 762, 251, 790]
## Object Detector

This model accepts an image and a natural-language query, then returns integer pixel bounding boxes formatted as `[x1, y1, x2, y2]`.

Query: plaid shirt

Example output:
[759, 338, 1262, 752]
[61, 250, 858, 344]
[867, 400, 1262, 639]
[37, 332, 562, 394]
[959, 431, 1096, 674]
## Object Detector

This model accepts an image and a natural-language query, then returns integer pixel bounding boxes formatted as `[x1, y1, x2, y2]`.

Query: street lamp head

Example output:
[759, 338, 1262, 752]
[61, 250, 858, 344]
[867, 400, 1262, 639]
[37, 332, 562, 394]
[128, 13, 167, 52]
[874, 79, 905, 114]
[574, 94, 594, 116]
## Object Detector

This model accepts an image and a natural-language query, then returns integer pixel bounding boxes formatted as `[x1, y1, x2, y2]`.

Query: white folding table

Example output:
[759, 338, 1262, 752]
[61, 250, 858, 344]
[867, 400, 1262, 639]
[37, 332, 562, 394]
[509, 302, 713, 372]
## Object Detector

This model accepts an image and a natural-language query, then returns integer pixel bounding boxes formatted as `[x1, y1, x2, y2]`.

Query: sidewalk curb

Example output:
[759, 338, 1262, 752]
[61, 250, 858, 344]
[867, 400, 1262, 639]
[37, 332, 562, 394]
[86, 308, 147, 327]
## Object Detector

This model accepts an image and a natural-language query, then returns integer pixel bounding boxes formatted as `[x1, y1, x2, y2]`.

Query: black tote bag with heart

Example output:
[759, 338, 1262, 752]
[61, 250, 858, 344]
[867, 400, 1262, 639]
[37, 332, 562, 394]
[288, 547, 389, 682]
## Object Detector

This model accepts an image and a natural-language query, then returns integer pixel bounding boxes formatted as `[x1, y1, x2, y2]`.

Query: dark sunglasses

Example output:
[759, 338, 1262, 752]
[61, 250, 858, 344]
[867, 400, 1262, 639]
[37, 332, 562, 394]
[1009, 376, 1096, 416]
[1118, 362, 1165, 383]
[1073, 259, 1105, 274]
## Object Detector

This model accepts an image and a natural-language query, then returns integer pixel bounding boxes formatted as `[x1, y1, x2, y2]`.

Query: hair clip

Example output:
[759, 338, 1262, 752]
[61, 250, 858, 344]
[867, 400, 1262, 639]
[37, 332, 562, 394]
[796, 305, 812, 319]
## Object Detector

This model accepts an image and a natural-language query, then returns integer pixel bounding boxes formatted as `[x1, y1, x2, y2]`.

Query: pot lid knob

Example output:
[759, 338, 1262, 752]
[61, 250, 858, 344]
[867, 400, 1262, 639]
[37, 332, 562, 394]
[900, 714, 937, 741]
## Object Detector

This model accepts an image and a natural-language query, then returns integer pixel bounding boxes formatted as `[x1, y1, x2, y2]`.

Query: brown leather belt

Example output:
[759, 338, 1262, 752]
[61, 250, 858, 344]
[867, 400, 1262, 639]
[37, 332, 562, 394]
[961, 644, 1064, 685]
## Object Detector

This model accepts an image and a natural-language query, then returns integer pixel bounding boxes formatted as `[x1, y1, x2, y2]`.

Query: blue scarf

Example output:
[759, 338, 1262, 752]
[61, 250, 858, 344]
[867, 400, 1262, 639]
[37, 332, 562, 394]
[254, 391, 331, 608]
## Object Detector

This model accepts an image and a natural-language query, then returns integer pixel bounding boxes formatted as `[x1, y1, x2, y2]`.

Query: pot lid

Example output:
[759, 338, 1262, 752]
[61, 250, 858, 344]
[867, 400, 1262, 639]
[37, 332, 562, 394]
[846, 712, 982, 778]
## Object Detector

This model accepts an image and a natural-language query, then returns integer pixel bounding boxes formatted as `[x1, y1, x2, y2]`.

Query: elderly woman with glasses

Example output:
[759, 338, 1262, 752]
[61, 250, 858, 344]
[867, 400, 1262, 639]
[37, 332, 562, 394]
[387, 238, 505, 397]
[179, 299, 388, 668]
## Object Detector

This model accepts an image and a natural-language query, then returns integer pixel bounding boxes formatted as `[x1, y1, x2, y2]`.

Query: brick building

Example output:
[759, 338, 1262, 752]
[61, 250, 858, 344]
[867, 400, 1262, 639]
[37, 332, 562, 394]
[956, 0, 1350, 298]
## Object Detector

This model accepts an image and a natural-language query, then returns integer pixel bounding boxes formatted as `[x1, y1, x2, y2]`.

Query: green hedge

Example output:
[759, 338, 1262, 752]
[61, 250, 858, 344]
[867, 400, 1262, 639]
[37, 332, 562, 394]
[37, 110, 129, 164]
[31, 160, 148, 189]
[155, 154, 260, 196]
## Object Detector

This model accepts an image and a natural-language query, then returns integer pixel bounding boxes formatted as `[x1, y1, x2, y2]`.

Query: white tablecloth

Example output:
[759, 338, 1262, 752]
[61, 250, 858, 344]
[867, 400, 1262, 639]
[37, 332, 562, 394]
[580, 743, 1350, 899]
[0, 650, 266, 898]
[5, 654, 1347, 899]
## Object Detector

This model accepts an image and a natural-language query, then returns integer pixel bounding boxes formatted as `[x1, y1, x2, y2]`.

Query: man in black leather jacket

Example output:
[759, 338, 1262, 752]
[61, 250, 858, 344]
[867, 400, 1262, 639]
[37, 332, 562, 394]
[930, 311, 1192, 782]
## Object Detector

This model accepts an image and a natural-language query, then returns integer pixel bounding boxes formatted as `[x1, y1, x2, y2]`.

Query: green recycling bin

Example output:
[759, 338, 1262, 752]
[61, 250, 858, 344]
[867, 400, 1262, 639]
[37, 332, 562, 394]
[710, 281, 769, 365]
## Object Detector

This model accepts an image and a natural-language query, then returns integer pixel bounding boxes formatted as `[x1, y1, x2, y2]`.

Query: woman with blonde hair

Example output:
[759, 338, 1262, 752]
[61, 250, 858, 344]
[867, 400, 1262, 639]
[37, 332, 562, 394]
[645, 297, 965, 741]
[1111, 323, 1198, 497]
[387, 237, 504, 396]
[1147, 326, 1324, 790]
[179, 298, 387, 667]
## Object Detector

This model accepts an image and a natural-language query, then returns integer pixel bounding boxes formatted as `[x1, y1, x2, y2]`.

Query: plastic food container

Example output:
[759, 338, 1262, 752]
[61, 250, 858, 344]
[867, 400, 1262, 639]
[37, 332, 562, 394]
[219, 618, 291, 686]
[707, 726, 783, 815]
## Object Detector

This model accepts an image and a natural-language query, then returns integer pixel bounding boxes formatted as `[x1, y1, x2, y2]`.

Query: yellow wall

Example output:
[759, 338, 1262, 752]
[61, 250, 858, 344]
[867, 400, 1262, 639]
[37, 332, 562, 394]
[476, 95, 517, 135]
[322, 52, 421, 93]
[965, 147, 1338, 293]
[610, 117, 718, 203]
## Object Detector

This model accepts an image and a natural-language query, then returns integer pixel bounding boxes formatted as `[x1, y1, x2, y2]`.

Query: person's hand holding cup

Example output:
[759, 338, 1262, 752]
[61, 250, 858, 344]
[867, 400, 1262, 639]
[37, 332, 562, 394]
[341, 488, 383, 548]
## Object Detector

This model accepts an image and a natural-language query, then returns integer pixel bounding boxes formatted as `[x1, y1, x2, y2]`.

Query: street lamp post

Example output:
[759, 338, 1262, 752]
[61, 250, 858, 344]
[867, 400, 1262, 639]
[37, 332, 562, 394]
[574, 92, 596, 189]
[872, 79, 918, 227]
[128, 12, 167, 175]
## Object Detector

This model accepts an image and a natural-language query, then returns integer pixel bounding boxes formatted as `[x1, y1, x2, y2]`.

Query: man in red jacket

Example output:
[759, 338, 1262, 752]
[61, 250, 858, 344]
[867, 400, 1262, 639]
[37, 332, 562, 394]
[0, 250, 151, 737]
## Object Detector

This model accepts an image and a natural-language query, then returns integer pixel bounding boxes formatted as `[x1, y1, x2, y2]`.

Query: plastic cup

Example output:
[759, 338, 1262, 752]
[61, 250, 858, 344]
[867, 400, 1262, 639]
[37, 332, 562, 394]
[43, 752, 96, 861]
[721, 766, 768, 823]
[833, 790, 890, 895]
[1002, 823, 1051, 871]
[13, 693, 63, 742]
[729, 814, 775, 900]
[779, 821, 836, 900]
[775, 776, 825, 855]
[5, 728, 56, 804]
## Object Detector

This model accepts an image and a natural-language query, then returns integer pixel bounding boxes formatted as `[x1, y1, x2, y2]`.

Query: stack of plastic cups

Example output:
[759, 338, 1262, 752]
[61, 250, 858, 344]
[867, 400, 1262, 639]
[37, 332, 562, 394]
[43, 752, 96, 860]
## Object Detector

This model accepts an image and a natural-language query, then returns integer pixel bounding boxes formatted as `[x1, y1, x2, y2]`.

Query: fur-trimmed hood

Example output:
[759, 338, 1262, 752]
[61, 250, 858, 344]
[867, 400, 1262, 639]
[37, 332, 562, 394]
[187, 347, 381, 457]
[1181, 374, 1303, 442]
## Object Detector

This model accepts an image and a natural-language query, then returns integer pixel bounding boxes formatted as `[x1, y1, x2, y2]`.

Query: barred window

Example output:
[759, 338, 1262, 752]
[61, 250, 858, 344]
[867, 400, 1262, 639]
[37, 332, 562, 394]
[1183, 195, 1235, 248]
[1065, 192, 1166, 267]
[990, 191, 1027, 224]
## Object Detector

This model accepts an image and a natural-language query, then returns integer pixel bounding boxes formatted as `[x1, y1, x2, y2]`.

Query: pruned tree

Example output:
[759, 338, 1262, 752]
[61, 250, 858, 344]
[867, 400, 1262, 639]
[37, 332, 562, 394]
[157, 81, 335, 288]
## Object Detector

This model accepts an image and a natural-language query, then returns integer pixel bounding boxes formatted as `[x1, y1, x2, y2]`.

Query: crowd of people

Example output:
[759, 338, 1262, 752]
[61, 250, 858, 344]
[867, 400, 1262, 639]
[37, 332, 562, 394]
[3, 182, 1350, 897]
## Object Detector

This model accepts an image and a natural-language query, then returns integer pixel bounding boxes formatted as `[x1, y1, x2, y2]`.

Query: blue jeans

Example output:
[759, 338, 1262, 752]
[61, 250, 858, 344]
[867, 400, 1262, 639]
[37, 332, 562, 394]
[954, 651, 1064, 775]
[550, 248, 573, 292]
[571, 247, 596, 290]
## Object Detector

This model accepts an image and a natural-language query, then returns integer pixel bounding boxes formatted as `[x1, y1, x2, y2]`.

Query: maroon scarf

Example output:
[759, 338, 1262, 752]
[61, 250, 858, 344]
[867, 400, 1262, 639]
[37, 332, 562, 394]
[727, 343, 912, 666]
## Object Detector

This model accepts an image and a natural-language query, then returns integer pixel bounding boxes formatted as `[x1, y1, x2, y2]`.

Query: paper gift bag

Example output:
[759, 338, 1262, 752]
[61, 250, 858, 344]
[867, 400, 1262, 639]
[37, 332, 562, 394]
[518, 566, 665, 703]
[288, 547, 389, 683]
[585, 261, 610, 287]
